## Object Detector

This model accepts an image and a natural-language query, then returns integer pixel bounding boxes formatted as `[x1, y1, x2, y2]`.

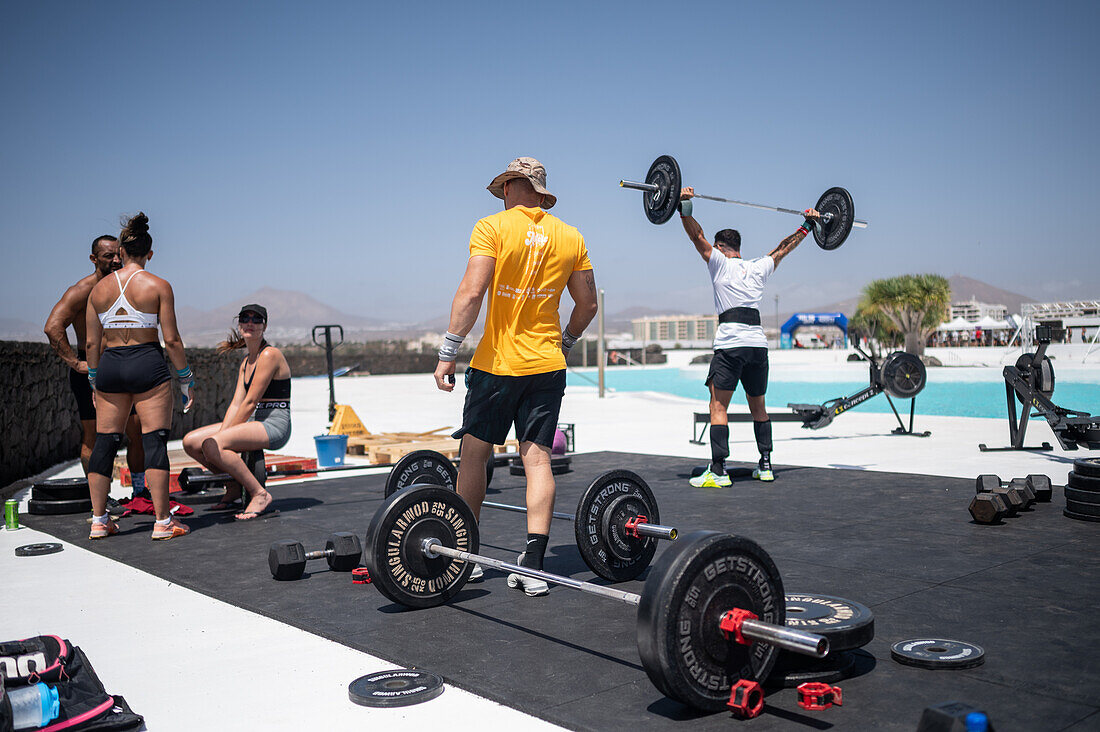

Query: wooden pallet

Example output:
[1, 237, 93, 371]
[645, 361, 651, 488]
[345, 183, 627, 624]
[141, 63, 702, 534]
[345, 426, 454, 456]
[365, 438, 520, 465]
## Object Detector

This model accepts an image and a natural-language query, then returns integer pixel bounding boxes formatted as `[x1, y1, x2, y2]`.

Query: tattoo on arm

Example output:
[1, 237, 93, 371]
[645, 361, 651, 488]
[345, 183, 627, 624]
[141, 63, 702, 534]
[769, 228, 808, 267]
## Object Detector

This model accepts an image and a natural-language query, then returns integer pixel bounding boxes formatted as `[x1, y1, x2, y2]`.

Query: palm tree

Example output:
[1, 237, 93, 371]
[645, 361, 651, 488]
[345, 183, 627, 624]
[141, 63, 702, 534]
[858, 274, 950, 356]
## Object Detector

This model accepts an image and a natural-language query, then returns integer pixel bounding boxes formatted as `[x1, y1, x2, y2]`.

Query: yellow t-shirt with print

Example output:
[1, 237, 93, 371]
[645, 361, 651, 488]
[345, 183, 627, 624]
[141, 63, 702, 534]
[469, 206, 592, 376]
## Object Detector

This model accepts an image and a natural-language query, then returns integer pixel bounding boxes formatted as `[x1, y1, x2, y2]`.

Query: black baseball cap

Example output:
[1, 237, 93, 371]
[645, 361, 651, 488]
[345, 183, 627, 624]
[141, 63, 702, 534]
[238, 304, 268, 322]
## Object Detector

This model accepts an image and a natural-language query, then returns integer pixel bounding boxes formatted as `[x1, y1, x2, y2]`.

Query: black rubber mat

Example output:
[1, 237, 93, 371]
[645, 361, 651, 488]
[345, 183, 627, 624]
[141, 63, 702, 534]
[23, 452, 1100, 730]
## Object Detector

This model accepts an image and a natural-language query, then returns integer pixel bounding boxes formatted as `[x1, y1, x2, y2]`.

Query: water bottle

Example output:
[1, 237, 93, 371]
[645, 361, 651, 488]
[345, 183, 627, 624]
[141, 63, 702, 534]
[6, 682, 60, 730]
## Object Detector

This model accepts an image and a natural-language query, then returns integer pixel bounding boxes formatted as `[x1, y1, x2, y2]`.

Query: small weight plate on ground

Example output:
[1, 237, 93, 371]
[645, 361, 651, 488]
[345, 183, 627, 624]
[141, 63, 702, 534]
[384, 450, 458, 497]
[28, 498, 92, 515]
[31, 477, 89, 502]
[574, 469, 659, 582]
[637, 531, 785, 711]
[365, 485, 478, 608]
[1068, 471, 1100, 491]
[1063, 507, 1100, 522]
[881, 351, 927, 399]
[1065, 499, 1100, 517]
[1074, 457, 1100, 478]
[643, 155, 682, 225]
[177, 467, 210, 493]
[890, 639, 985, 669]
[767, 649, 856, 688]
[784, 594, 875, 651]
[813, 187, 855, 250]
[509, 454, 572, 476]
[1065, 486, 1100, 504]
[348, 669, 444, 707]
[15, 543, 64, 557]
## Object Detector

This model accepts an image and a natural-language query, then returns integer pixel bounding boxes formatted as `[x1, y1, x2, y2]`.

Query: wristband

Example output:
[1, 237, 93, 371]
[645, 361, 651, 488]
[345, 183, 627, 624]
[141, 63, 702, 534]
[438, 331, 464, 362]
[562, 329, 581, 352]
[678, 199, 693, 218]
[88, 367, 97, 389]
[177, 366, 193, 380]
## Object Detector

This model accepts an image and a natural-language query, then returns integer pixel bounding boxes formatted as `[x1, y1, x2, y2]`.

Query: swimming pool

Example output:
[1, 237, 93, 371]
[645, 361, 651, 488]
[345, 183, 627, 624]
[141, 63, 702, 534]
[566, 367, 1100, 420]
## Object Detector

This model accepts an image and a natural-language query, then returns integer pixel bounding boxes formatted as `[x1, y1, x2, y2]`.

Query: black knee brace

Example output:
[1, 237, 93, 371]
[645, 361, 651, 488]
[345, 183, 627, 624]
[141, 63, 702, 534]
[88, 433, 123, 478]
[142, 429, 171, 471]
[753, 419, 773, 455]
[710, 424, 730, 472]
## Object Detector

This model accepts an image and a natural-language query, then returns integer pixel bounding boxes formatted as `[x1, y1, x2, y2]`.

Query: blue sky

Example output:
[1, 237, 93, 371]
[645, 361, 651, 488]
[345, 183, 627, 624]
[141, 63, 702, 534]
[2, 1, 1097, 325]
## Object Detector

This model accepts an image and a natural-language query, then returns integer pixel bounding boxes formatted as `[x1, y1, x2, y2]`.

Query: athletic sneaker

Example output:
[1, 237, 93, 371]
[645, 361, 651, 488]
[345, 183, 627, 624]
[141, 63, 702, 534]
[151, 519, 189, 541]
[468, 563, 484, 582]
[506, 553, 549, 597]
[689, 469, 732, 488]
[753, 456, 775, 482]
[89, 519, 119, 540]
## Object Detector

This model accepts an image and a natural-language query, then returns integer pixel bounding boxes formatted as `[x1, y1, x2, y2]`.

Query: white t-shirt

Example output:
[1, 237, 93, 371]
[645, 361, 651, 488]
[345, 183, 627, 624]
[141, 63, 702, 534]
[707, 252, 774, 350]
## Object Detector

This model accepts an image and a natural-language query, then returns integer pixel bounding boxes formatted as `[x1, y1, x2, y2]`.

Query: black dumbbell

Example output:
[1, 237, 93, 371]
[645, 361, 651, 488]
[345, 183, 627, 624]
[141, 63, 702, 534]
[269, 532, 362, 581]
[976, 473, 1051, 503]
[969, 492, 1010, 524]
[975, 475, 1031, 512]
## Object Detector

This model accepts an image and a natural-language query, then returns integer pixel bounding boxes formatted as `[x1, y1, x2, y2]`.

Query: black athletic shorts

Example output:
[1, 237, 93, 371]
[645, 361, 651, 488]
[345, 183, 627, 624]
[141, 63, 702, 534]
[453, 368, 566, 448]
[69, 366, 97, 421]
[705, 346, 769, 396]
[97, 343, 171, 394]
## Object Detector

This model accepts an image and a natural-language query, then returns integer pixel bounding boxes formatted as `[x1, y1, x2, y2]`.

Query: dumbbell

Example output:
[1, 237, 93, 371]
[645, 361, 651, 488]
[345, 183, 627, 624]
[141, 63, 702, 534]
[975, 475, 1033, 513]
[269, 532, 362, 581]
[969, 492, 1010, 524]
[977, 473, 1051, 502]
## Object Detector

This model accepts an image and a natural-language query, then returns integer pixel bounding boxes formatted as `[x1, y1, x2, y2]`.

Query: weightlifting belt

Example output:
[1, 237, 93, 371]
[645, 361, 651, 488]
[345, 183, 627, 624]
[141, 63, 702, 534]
[718, 307, 761, 326]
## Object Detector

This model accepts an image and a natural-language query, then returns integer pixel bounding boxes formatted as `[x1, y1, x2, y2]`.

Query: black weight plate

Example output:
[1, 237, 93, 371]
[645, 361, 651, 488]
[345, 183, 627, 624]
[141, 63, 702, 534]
[813, 187, 855, 250]
[509, 455, 572, 476]
[881, 351, 927, 399]
[890, 639, 984, 670]
[178, 467, 212, 492]
[15, 543, 64, 557]
[364, 485, 477, 608]
[384, 450, 458, 498]
[485, 455, 495, 486]
[1074, 457, 1100, 478]
[637, 531, 785, 711]
[31, 477, 89, 502]
[766, 649, 856, 688]
[348, 669, 444, 707]
[1068, 471, 1100, 491]
[28, 498, 92, 515]
[1064, 507, 1100, 523]
[784, 593, 874, 651]
[1065, 499, 1100, 517]
[574, 469, 659, 582]
[643, 155, 682, 225]
[1065, 486, 1100, 504]
[1014, 353, 1055, 404]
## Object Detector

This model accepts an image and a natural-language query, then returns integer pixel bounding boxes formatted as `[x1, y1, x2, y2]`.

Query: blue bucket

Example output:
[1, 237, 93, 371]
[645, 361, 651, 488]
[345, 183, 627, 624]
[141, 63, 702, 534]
[314, 434, 348, 468]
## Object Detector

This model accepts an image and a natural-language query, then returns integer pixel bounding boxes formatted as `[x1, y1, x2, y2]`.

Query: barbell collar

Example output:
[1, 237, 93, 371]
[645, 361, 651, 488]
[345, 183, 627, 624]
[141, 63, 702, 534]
[740, 618, 829, 658]
[633, 522, 677, 541]
[422, 538, 643, 605]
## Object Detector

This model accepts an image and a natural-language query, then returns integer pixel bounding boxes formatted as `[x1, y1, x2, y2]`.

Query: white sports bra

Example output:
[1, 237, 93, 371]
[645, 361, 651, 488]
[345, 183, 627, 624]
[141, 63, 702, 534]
[98, 271, 159, 329]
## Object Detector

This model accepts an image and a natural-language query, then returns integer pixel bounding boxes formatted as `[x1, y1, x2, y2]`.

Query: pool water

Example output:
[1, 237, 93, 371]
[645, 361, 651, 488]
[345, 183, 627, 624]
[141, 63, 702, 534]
[566, 367, 1100, 420]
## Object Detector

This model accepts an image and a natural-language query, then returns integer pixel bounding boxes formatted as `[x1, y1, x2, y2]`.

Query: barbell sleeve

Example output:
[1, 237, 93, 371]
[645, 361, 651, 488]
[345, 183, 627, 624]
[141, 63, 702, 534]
[480, 500, 677, 540]
[620, 179, 660, 193]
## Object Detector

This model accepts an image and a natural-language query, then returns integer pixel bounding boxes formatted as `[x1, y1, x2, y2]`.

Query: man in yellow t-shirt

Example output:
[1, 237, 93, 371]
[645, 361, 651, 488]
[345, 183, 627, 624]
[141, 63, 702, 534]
[434, 157, 598, 596]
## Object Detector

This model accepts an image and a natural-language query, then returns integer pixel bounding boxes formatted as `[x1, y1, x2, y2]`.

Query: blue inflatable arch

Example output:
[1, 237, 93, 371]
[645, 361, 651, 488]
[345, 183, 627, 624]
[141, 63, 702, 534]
[779, 312, 848, 349]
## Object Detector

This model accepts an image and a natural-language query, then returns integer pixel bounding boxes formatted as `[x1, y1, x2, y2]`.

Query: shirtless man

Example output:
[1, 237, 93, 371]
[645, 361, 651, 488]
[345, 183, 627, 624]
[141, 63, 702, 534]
[44, 235, 145, 490]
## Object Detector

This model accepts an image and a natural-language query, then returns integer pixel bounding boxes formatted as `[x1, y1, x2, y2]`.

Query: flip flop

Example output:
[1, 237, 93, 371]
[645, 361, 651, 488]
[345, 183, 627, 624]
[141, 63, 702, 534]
[208, 499, 243, 512]
[234, 506, 279, 521]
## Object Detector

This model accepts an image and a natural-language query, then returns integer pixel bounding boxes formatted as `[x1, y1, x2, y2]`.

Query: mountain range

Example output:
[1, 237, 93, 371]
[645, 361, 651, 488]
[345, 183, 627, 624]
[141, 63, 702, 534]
[2, 276, 1039, 345]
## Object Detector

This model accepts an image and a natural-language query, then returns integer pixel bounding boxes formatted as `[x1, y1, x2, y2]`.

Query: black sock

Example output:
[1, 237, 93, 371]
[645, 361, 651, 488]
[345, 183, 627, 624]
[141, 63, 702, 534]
[753, 419, 772, 456]
[759, 452, 772, 471]
[710, 424, 729, 475]
[521, 534, 549, 570]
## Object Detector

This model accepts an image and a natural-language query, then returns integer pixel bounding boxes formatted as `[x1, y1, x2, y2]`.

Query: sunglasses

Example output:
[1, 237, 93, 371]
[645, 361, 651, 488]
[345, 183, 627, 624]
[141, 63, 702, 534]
[238, 315, 265, 324]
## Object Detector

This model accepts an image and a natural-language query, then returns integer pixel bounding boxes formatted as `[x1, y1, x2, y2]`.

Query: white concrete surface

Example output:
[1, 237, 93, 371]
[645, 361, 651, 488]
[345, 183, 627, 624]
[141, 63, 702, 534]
[5, 348, 1096, 729]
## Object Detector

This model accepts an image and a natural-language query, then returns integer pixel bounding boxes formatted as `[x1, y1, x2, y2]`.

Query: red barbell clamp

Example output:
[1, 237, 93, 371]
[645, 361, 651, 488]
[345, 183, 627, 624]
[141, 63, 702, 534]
[351, 567, 372, 584]
[719, 608, 759, 646]
[624, 515, 648, 538]
[797, 682, 842, 710]
[727, 679, 764, 718]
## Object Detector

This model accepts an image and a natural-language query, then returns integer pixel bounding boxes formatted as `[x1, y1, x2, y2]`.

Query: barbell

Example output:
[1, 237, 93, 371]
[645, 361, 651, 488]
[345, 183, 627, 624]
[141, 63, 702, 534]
[364, 485, 828, 711]
[619, 154, 868, 250]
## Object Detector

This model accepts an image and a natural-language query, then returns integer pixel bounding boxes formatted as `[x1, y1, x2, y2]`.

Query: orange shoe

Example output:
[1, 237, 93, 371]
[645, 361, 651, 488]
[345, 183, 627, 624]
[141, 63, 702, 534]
[89, 519, 119, 540]
[151, 519, 189, 541]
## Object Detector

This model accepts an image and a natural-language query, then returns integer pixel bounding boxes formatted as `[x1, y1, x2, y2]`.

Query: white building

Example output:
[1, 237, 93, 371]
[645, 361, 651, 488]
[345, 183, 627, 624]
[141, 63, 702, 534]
[950, 299, 1007, 322]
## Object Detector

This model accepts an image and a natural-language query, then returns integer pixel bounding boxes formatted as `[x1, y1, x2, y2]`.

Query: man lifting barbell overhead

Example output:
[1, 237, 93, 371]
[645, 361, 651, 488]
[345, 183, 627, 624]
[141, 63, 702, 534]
[434, 156, 599, 596]
[679, 187, 822, 487]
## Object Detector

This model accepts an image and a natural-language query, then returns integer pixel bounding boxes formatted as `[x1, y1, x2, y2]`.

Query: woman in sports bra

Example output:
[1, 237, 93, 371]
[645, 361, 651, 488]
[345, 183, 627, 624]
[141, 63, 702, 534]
[182, 303, 291, 520]
[85, 212, 193, 541]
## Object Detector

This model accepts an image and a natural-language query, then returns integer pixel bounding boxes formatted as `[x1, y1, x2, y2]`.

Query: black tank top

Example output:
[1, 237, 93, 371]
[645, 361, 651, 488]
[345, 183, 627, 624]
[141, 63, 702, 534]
[244, 344, 291, 401]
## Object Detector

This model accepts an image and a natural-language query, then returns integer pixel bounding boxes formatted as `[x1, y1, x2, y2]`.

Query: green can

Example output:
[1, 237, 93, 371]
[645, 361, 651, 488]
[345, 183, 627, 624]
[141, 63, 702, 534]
[4, 499, 19, 530]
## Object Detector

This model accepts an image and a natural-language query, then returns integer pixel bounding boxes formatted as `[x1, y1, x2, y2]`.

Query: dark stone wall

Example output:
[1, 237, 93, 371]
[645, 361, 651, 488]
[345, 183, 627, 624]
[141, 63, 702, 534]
[0, 342, 239, 491]
[280, 342, 441, 377]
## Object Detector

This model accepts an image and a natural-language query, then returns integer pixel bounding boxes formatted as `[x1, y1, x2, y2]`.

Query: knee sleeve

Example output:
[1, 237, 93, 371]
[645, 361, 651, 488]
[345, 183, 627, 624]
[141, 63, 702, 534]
[710, 424, 730, 466]
[753, 419, 773, 454]
[142, 429, 171, 471]
[88, 433, 123, 478]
